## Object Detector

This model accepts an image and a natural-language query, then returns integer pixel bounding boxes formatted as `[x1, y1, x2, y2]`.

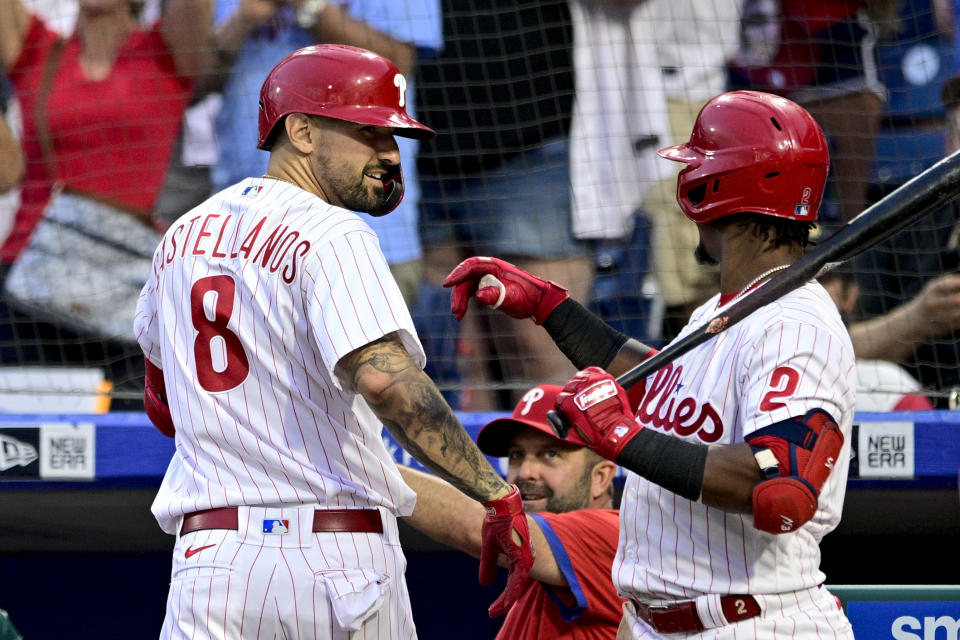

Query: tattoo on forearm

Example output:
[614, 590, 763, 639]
[343, 336, 507, 502]
[380, 396, 506, 502]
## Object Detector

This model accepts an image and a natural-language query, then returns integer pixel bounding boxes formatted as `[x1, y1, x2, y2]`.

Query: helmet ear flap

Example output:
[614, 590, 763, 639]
[686, 183, 708, 206]
[372, 171, 405, 216]
[258, 101, 280, 151]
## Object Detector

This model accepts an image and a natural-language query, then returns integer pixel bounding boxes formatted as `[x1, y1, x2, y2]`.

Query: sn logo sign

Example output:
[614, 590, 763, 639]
[892, 615, 960, 639]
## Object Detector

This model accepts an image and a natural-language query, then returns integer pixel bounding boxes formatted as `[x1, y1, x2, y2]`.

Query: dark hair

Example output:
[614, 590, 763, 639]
[943, 75, 960, 110]
[726, 212, 816, 250]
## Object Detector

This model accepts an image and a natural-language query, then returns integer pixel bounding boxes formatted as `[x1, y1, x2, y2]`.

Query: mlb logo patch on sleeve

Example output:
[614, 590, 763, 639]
[242, 185, 263, 198]
[263, 519, 290, 534]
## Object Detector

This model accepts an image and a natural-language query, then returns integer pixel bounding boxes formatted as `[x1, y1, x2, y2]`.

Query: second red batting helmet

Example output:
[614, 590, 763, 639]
[257, 44, 436, 150]
[658, 91, 829, 224]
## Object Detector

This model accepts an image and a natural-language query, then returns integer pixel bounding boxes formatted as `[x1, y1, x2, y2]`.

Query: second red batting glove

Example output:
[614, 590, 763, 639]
[442, 256, 569, 323]
[479, 486, 535, 618]
[554, 367, 644, 461]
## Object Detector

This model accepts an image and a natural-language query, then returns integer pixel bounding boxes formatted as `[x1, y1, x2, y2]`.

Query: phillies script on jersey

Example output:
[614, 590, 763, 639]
[635, 362, 723, 443]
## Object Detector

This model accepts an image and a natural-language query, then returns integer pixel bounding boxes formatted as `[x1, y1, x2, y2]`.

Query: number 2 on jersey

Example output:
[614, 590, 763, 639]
[760, 366, 800, 411]
[191, 275, 250, 392]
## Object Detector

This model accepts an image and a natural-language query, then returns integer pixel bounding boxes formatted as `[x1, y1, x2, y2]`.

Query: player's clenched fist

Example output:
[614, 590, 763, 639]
[553, 367, 643, 462]
[479, 486, 535, 618]
[442, 256, 569, 323]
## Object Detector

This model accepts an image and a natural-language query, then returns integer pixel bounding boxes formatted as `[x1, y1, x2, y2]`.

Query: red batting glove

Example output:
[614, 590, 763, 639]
[479, 486, 535, 618]
[554, 367, 643, 461]
[442, 256, 569, 324]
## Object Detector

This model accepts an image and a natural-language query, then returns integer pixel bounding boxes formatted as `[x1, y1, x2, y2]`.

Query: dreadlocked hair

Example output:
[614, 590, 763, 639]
[727, 212, 816, 250]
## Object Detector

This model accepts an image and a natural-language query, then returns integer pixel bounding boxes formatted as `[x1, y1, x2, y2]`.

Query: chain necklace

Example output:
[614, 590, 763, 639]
[262, 173, 297, 186]
[733, 264, 792, 301]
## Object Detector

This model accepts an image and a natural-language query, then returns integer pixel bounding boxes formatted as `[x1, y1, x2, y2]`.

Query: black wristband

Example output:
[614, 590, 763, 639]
[542, 298, 629, 370]
[616, 429, 708, 502]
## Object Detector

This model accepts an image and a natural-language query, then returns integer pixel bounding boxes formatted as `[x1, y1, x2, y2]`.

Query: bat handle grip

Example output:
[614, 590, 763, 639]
[546, 409, 571, 439]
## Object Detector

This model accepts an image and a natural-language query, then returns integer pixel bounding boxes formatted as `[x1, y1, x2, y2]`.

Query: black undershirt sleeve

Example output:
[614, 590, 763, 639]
[616, 429, 708, 502]
[541, 298, 629, 370]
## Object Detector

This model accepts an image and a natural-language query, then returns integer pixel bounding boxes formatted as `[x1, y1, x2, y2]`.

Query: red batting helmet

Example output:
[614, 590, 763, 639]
[257, 44, 436, 150]
[658, 91, 829, 224]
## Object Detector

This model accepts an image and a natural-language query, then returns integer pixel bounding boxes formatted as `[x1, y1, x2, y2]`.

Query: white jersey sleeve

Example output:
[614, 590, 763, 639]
[738, 307, 854, 437]
[303, 227, 425, 390]
[135, 265, 161, 368]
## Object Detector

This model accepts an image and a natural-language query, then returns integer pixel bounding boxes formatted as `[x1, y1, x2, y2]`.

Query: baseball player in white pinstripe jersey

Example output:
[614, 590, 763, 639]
[135, 45, 534, 639]
[444, 91, 856, 638]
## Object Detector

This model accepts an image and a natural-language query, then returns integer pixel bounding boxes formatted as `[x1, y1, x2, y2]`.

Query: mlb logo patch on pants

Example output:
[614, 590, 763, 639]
[263, 519, 290, 534]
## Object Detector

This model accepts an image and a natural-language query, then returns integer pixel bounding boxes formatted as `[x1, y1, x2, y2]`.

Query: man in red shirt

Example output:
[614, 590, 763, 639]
[400, 384, 623, 639]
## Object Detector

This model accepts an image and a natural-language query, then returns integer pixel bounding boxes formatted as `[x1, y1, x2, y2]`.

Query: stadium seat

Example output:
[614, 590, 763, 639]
[879, 37, 956, 123]
[871, 125, 947, 186]
[869, 0, 957, 188]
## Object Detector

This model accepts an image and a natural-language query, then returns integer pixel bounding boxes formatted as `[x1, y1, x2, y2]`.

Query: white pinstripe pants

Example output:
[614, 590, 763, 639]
[160, 506, 417, 640]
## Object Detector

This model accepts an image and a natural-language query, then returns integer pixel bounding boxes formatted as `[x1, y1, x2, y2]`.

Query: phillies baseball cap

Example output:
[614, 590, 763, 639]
[477, 384, 588, 456]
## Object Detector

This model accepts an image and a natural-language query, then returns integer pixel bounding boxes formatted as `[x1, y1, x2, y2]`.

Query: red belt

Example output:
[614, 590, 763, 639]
[634, 595, 761, 634]
[180, 507, 383, 536]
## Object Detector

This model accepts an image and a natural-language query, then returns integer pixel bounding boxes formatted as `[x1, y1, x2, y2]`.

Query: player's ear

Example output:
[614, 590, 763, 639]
[590, 458, 617, 502]
[284, 113, 316, 154]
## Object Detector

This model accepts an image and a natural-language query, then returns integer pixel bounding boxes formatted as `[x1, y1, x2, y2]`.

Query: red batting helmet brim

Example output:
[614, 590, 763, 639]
[318, 104, 436, 140]
[256, 105, 436, 150]
[658, 143, 703, 168]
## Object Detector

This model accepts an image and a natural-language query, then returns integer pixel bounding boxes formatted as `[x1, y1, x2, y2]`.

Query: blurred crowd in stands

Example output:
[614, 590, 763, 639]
[2, 0, 960, 411]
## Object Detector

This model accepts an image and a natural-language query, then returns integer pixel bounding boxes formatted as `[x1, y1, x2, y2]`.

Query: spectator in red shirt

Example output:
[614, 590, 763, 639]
[0, 0, 211, 401]
[400, 383, 623, 639]
[0, 0, 212, 263]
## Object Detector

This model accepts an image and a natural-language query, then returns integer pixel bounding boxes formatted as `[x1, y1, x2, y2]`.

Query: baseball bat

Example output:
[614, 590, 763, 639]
[548, 148, 960, 437]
